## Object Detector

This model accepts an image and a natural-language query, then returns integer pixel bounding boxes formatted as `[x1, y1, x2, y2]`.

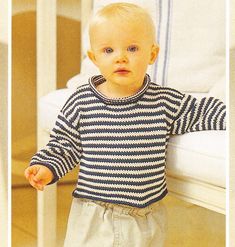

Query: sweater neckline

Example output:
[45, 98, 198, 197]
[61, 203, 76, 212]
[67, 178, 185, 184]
[89, 74, 151, 105]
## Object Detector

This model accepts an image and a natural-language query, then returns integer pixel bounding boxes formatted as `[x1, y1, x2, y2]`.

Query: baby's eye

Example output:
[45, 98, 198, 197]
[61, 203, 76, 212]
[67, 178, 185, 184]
[127, 45, 138, 52]
[103, 47, 113, 53]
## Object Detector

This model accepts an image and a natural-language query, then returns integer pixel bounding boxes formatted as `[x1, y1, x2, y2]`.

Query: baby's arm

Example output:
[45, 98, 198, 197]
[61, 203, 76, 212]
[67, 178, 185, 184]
[24, 165, 53, 191]
[27, 90, 82, 187]
[170, 95, 226, 134]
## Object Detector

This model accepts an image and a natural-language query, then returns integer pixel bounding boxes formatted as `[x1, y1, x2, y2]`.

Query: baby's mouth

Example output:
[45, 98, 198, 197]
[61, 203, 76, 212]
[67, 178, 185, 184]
[114, 68, 130, 74]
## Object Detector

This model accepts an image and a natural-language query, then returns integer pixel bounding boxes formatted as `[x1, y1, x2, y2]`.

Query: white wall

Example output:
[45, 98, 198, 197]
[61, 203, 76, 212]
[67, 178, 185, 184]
[12, 0, 81, 20]
[12, 0, 36, 15]
[231, 0, 235, 48]
[57, 0, 81, 21]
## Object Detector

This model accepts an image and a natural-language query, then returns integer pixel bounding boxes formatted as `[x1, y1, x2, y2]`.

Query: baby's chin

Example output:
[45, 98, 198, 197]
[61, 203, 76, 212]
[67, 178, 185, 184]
[107, 77, 145, 89]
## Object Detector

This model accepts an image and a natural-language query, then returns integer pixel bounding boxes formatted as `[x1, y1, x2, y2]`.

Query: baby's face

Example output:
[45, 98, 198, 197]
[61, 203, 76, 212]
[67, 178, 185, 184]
[88, 18, 159, 87]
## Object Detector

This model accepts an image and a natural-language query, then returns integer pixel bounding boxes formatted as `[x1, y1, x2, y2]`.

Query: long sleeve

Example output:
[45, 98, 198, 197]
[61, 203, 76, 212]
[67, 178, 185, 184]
[170, 94, 226, 135]
[30, 92, 82, 184]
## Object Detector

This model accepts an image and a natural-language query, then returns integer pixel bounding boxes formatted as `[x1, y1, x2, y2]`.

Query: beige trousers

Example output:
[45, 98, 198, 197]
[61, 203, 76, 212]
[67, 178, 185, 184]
[64, 198, 167, 247]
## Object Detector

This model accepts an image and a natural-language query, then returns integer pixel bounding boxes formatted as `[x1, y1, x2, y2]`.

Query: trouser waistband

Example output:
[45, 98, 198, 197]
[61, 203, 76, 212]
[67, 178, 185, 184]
[78, 198, 161, 217]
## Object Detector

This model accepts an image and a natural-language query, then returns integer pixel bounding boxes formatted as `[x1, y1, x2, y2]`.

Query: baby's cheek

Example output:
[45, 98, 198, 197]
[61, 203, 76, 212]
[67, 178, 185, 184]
[136, 60, 149, 71]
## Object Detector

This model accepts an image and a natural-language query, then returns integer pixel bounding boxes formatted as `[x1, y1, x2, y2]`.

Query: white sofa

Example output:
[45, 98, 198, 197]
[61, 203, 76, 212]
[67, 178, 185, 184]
[36, 1, 226, 246]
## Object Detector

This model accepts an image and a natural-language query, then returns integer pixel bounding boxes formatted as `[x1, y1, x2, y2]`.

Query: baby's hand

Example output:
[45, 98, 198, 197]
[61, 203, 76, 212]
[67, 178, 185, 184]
[24, 165, 54, 191]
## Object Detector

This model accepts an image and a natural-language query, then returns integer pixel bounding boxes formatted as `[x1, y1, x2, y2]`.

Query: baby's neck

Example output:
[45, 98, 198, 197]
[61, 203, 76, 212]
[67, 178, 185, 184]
[97, 81, 144, 98]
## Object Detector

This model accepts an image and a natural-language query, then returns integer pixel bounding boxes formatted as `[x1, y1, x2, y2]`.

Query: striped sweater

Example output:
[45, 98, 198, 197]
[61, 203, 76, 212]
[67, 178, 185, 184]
[30, 74, 226, 208]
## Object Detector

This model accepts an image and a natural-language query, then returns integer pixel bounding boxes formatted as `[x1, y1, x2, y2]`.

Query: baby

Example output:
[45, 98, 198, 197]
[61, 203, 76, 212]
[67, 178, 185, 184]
[25, 3, 226, 247]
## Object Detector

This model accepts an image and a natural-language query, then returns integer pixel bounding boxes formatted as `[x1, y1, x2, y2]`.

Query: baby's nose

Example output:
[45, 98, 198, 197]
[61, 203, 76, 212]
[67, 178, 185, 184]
[115, 51, 128, 63]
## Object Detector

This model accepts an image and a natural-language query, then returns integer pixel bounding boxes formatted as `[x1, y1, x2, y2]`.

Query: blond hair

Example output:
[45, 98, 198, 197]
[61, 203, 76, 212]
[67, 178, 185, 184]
[89, 2, 156, 43]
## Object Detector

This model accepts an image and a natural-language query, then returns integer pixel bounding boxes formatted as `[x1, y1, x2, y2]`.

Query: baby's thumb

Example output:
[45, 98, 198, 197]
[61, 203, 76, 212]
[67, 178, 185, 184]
[33, 168, 43, 183]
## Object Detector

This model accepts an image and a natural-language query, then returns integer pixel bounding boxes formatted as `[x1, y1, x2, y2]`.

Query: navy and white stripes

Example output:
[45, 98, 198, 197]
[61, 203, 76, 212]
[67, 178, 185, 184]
[30, 74, 226, 208]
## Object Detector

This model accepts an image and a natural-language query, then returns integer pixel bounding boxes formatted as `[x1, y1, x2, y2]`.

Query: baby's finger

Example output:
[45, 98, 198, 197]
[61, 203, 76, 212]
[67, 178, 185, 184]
[28, 175, 40, 190]
[36, 182, 45, 191]
[28, 176, 36, 187]
[24, 166, 38, 179]
[31, 181, 43, 191]
[24, 167, 32, 179]
[31, 177, 46, 191]
[32, 166, 48, 183]
[38, 184, 45, 191]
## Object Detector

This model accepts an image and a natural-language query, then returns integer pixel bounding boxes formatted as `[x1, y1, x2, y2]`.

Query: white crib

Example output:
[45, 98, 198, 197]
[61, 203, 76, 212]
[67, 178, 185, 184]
[36, 1, 226, 246]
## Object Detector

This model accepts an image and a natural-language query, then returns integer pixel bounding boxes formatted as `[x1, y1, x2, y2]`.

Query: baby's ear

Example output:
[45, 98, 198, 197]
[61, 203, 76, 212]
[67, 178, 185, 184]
[87, 50, 98, 66]
[149, 44, 159, 65]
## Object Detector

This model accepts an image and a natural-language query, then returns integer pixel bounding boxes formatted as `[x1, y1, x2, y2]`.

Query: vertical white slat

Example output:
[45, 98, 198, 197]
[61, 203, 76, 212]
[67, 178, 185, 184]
[36, 1, 57, 247]
[0, 0, 8, 245]
[37, 134, 57, 247]
[0, 43, 8, 247]
[37, 0, 57, 97]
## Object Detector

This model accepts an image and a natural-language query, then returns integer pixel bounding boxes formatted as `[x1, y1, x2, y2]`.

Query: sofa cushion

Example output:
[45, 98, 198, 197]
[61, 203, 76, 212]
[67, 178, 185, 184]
[167, 131, 226, 187]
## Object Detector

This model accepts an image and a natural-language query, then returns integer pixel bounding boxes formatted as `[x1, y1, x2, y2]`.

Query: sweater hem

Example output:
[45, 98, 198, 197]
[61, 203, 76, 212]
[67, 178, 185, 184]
[71, 188, 168, 208]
